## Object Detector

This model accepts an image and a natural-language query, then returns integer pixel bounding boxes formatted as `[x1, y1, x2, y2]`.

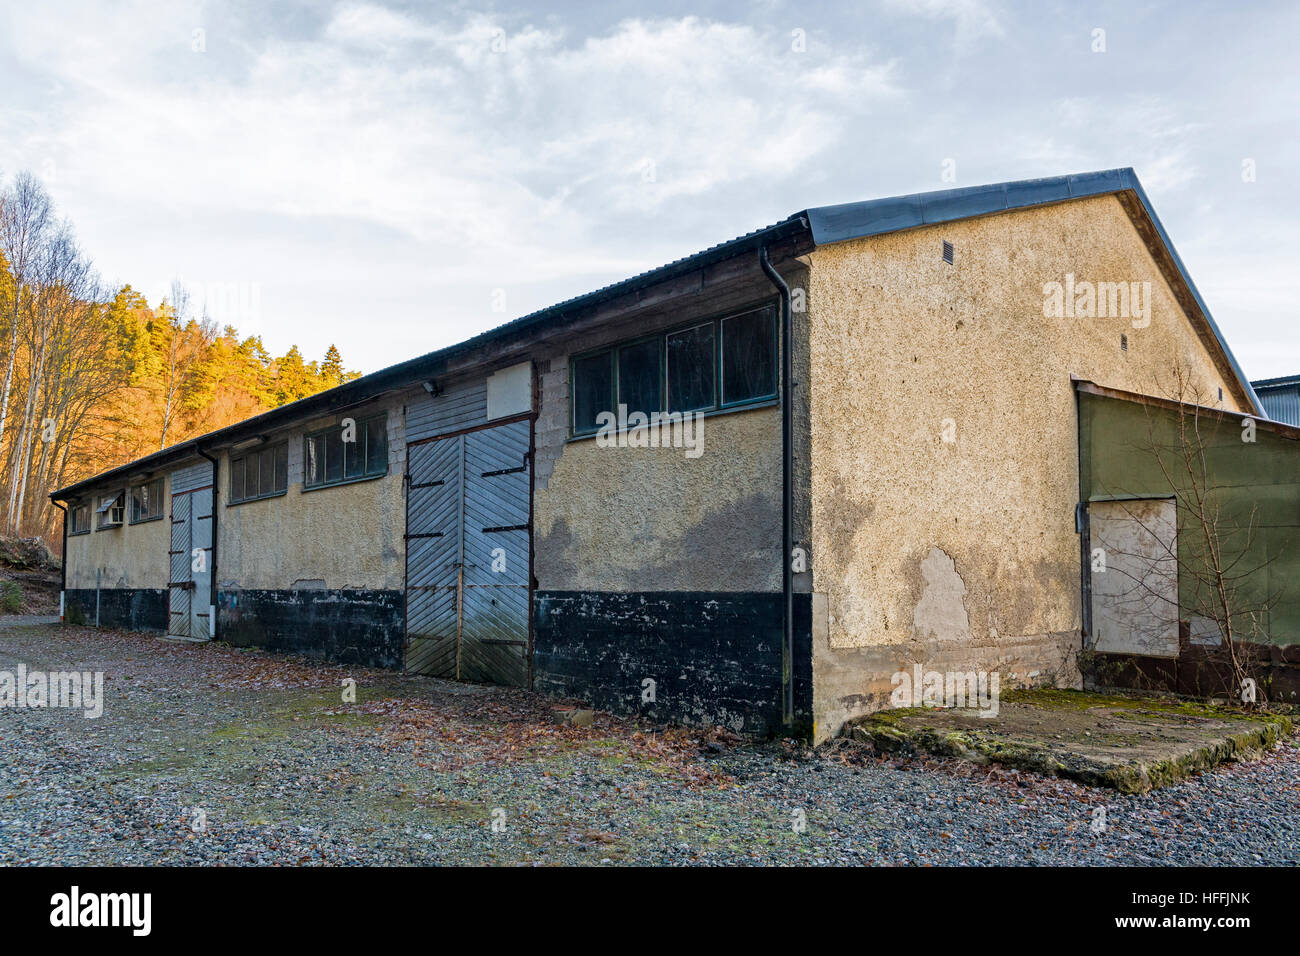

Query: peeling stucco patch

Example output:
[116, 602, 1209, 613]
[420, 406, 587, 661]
[913, 547, 971, 643]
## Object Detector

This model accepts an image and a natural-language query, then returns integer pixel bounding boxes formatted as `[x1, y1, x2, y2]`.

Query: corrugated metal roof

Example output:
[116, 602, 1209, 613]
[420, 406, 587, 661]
[53, 167, 1267, 498]
[1253, 379, 1300, 426]
[1252, 373, 1300, 389]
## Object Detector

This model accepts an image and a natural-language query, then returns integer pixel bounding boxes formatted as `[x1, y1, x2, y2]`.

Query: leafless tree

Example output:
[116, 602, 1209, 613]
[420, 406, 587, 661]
[0, 172, 52, 468]
[1094, 366, 1278, 702]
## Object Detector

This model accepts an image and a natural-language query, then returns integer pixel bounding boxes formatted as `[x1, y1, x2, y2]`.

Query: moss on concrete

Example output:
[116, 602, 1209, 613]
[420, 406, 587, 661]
[843, 688, 1292, 793]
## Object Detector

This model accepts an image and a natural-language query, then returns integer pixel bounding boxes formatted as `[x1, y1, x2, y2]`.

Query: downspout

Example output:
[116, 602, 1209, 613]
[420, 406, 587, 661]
[51, 499, 67, 623]
[197, 447, 219, 639]
[760, 246, 794, 729]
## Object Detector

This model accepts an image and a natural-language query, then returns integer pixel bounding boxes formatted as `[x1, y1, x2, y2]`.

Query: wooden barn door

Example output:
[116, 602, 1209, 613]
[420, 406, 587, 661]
[405, 417, 531, 686]
[168, 492, 193, 638]
[168, 482, 213, 640]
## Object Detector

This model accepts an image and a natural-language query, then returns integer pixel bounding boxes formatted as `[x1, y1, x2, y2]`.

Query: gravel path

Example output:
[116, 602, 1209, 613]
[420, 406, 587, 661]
[1, 623, 1297, 866]
[0, 615, 59, 629]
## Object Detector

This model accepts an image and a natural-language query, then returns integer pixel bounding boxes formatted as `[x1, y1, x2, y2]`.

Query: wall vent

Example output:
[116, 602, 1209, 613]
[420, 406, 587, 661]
[1121, 333, 1128, 351]
[942, 240, 954, 265]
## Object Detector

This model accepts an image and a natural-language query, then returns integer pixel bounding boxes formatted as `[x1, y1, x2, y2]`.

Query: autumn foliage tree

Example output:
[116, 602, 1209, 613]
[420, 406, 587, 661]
[0, 171, 358, 544]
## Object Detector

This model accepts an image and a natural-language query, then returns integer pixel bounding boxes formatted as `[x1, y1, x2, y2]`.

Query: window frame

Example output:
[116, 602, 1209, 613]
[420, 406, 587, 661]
[129, 476, 165, 524]
[69, 502, 91, 536]
[665, 320, 718, 414]
[614, 333, 665, 418]
[228, 440, 290, 506]
[302, 413, 389, 492]
[568, 301, 780, 438]
[569, 348, 615, 437]
[718, 305, 779, 409]
[96, 490, 125, 530]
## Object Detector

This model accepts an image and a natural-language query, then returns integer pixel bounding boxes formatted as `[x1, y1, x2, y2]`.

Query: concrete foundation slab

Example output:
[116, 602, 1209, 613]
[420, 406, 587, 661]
[843, 689, 1293, 793]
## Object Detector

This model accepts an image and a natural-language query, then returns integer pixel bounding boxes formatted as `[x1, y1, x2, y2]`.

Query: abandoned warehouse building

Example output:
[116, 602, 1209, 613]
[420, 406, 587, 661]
[52, 169, 1300, 742]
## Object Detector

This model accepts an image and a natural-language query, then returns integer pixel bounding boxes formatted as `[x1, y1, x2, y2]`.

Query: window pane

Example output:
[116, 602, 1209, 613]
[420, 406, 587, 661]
[131, 486, 143, 520]
[325, 428, 343, 483]
[305, 436, 322, 486]
[721, 308, 777, 405]
[259, 448, 275, 496]
[572, 351, 613, 434]
[231, 460, 245, 502]
[274, 444, 288, 492]
[618, 339, 662, 415]
[666, 324, 715, 412]
[366, 418, 387, 475]
[343, 424, 364, 479]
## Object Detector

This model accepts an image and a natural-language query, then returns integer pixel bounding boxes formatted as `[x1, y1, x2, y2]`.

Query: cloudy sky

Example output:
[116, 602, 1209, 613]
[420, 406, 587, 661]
[1, 0, 1295, 377]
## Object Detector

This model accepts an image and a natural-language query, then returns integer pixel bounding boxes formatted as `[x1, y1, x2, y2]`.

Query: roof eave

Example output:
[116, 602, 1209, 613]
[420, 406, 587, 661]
[50, 214, 811, 501]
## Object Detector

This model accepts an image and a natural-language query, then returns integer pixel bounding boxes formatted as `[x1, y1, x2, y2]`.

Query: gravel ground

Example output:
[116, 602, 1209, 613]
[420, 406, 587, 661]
[1, 622, 1298, 866]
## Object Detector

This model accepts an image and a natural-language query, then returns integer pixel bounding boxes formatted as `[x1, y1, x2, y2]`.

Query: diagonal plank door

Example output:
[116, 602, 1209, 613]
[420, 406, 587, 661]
[404, 418, 531, 685]
[461, 420, 531, 687]
[404, 435, 463, 677]
[168, 492, 193, 638]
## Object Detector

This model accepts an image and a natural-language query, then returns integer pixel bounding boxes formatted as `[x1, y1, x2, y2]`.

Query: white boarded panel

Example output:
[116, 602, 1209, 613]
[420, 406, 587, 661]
[1090, 498, 1179, 658]
[486, 362, 532, 421]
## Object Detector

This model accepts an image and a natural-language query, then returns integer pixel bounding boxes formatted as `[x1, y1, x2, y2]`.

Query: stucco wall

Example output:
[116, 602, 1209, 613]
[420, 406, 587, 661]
[535, 405, 782, 592]
[806, 193, 1245, 739]
[217, 397, 408, 592]
[531, 275, 801, 595]
[64, 478, 170, 590]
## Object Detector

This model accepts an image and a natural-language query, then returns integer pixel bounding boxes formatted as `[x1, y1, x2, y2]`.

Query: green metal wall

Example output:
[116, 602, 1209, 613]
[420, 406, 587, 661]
[1079, 390, 1300, 645]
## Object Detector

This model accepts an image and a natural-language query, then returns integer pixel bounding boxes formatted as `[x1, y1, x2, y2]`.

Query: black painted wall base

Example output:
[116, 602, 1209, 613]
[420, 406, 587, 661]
[534, 590, 813, 738]
[218, 589, 405, 669]
[64, 588, 168, 632]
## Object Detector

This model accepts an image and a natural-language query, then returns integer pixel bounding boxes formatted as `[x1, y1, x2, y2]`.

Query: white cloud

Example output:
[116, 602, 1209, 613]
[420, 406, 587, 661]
[0, 1, 1293, 378]
[2, 5, 900, 274]
[881, 0, 1005, 49]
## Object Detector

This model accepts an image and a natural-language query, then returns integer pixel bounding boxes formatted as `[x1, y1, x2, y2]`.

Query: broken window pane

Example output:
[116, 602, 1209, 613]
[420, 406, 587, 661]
[305, 435, 323, 487]
[666, 323, 715, 412]
[131, 477, 163, 520]
[721, 307, 777, 405]
[572, 350, 613, 435]
[618, 338, 662, 416]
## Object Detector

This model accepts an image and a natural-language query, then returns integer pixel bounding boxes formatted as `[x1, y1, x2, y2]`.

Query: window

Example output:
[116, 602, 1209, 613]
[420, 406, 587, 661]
[570, 304, 778, 435]
[96, 491, 125, 529]
[69, 503, 90, 535]
[130, 477, 164, 523]
[230, 442, 288, 504]
[720, 307, 777, 406]
[617, 337, 662, 416]
[304, 414, 388, 489]
[666, 322, 715, 412]
[571, 351, 613, 435]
